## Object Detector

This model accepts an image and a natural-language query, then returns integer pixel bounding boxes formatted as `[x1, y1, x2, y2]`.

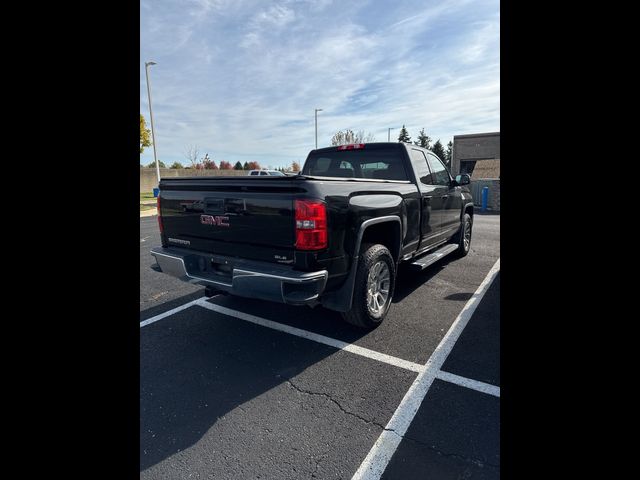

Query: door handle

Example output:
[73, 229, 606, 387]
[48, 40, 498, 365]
[442, 195, 448, 200]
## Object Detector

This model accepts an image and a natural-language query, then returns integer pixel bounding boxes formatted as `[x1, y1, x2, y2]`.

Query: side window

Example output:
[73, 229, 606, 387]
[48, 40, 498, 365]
[259, 171, 268, 176]
[250, 171, 258, 176]
[409, 149, 433, 185]
[427, 154, 450, 186]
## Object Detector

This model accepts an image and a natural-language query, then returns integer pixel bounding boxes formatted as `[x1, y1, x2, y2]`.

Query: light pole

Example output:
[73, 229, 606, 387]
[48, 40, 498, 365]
[145, 61, 160, 184]
[388, 127, 399, 142]
[315, 108, 323, 149]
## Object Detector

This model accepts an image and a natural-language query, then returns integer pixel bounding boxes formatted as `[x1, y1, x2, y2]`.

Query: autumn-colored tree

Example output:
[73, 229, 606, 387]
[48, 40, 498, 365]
[140, 114, 152, 153]
[291, 161, 301, 172]
[203, 158, 218, 169]
[219, 160, 233, 170]
[247, 161, 261, 170]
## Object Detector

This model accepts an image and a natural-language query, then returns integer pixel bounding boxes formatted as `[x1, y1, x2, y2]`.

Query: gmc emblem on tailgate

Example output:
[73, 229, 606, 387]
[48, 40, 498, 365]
[200, 214, 230, 227]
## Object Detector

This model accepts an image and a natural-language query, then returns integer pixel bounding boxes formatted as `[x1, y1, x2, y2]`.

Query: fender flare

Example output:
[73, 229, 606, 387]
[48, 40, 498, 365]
[321, 215, 402, 313]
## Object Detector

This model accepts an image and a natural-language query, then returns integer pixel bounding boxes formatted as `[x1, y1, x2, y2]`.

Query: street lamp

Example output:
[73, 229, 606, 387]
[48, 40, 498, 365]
[388, 127, 399, 142]
[145, 61, 160, 184]
[315, 108, 323, 149]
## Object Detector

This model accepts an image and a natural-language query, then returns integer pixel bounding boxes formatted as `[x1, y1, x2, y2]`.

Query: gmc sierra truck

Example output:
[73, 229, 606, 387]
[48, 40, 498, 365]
[151, 142, 474, 329]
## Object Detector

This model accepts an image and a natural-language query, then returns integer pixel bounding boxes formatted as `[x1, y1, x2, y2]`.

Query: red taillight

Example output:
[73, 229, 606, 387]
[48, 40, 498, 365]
[295, 200, 327, 250]
[157, 195, 164, 234]
[337, 144, 365, 150]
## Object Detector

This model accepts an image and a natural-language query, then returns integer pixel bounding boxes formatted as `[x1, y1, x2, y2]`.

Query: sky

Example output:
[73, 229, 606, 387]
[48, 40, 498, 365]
[140, 0, 499, 169]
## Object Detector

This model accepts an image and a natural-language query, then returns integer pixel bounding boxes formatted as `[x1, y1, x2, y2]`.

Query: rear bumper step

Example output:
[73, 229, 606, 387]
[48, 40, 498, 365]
[408, 243, 459, 271]
[150, 247, 328, 306]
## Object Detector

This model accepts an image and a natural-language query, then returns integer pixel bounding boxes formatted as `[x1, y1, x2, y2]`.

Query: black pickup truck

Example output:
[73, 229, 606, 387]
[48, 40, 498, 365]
[151, 142, 473, 329]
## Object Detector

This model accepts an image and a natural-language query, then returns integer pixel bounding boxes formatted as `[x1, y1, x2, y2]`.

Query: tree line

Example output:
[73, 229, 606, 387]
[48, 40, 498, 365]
[141, 114, 453, 173]
[329, 126, 453, 168]
[140, 118, 301, 171]
[141, 159, 263, 170]
[141, 158, 300, 172]
[397, 125, 453, 168]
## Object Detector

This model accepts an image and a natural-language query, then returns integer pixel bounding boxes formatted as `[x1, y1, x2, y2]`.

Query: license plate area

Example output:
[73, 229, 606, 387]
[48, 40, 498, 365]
[210, 258, 233, 281]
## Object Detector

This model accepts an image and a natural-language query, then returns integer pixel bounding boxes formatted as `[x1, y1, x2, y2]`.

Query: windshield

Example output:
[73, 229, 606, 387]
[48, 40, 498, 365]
[302, 146, 408, 180]
[269, 171, 285, 176]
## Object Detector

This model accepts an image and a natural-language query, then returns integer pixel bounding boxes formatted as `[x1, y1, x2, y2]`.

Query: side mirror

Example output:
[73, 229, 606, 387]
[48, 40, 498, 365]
[455, 174, 470, 185]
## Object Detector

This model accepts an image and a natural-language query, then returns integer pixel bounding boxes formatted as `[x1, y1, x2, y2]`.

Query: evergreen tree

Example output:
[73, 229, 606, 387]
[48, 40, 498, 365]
[233, 161, 243, 170]
[445, 141, 453, 169]
[431, 140, 446, 164]
[243, 161, 250, 170]
[397, 125, 411, 143]
[413, 128, 431, 149]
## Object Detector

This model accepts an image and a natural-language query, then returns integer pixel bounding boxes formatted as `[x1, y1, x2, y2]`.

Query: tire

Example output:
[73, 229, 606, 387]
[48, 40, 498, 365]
[342, 244, 396, 329]
[450, 213, 472, 257]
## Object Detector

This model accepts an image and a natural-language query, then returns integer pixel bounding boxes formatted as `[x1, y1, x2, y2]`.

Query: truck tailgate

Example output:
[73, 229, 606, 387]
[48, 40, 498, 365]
[158, 177, 302, 264]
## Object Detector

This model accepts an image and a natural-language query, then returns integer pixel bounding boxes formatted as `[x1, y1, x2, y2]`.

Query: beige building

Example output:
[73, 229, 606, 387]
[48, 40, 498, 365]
[452, 132, 500, 178]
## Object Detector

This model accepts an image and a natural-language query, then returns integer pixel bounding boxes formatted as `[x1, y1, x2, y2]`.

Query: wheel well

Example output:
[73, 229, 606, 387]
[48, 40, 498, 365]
[464, 204, 474, 219]
[360, 222, 401, 263]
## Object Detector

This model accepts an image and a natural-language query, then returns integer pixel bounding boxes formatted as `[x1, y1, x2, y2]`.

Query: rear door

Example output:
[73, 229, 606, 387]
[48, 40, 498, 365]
[408, 148, 445, 247]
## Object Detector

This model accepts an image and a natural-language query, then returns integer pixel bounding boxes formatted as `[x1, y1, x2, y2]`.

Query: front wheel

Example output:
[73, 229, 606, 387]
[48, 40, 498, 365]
[451, 213, 472, 257]
[342, 244, 396, 329]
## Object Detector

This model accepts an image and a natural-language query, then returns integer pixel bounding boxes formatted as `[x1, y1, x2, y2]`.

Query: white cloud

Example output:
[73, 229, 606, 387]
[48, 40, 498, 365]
[140, 0, 500, 167]
[253, 4, 295, 27]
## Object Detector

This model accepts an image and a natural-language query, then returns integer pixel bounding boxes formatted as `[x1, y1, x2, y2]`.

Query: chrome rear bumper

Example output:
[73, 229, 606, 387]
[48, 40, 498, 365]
[150, 247, 328, 306]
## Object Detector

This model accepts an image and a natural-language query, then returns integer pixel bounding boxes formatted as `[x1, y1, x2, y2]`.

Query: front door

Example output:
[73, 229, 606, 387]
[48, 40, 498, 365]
[408, 148, 445, 249]
[427, 153, 462, 238]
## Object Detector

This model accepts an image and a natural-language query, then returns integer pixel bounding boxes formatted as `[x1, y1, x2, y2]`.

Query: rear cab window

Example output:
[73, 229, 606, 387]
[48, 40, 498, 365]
[302, 144, 408, 180]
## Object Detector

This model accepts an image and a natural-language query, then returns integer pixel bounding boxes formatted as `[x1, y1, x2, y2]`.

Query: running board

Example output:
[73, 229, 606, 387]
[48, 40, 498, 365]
[408, 244, 459, 271]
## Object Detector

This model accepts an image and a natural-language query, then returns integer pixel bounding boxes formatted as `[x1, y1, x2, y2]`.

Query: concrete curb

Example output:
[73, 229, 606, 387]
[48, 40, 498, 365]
[140, 208, 157, 218]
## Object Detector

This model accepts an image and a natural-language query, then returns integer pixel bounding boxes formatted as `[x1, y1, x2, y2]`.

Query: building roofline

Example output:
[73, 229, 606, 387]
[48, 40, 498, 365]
[453, 132, 500, 139]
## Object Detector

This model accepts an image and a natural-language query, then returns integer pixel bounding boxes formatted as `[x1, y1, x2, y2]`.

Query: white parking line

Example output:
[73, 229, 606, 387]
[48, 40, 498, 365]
[194, 299, 425, 373]
[351, 258, 500, 480]
[139, 298, 202, 328]
[436, 370, 500, 397]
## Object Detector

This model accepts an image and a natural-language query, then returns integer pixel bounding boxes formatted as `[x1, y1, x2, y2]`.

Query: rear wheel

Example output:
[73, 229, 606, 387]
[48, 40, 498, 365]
[342, 244, 395, 329]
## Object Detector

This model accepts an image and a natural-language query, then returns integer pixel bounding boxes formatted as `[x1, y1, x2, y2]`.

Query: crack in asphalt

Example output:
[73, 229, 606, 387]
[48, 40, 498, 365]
[286, 378, 498, 472]
[286, 378, 392, 432]
[402, 434, 500, 469]
[310, 446, 331, 479]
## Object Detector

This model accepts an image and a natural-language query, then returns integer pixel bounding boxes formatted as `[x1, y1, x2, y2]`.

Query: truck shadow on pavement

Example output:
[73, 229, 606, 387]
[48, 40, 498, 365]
[139, 255, 467, 472]
[139, 293, 366, 473]
[392, 256, 457, 303]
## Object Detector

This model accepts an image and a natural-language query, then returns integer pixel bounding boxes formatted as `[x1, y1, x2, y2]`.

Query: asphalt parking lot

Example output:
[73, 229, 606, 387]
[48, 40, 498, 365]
[140, 213, 500, 479]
